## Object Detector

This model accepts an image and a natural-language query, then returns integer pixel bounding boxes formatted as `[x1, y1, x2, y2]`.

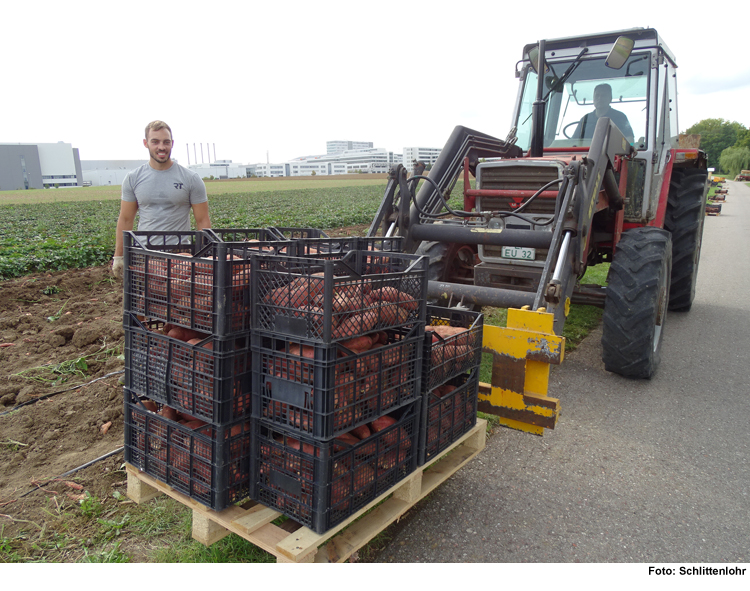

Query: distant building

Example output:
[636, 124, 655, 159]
[80, 160, 147, 186]
[188, 160, 247, 180]
[254, 145, 403, 178]
[326, 140, 373, 154]
[402, 147, 442, 169]
[254, 162, 288, 177]
[0, 142, 82, 191]
[82, 159, 251, 185]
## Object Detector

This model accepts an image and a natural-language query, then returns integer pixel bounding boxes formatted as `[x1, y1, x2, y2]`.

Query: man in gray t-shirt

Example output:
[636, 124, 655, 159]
[112, 120, 211, 278]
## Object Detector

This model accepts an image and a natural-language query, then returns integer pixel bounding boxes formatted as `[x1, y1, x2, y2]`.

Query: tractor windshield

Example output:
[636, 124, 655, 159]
[515, 53, 650, 152]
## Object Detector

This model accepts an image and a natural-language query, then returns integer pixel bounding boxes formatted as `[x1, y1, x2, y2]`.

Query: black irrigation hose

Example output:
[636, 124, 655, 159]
[0, 370, 124, 418]
[19, 446, 125, 498]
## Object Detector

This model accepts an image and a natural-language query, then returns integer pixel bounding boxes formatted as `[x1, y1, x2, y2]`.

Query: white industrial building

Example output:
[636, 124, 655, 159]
[402, 147, 442, 169]
[0, 142, 82, 191]
[187, 160, 248, 180]
[81, 159, 254, 186]
[81, 160, 147, 186]
[254, 145, 405, 178]
[327, 140, 373, 154]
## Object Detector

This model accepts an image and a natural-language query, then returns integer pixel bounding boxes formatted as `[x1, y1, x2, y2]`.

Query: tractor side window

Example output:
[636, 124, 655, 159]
[515, 68, 537, 152]
[667, 63, 679, 142]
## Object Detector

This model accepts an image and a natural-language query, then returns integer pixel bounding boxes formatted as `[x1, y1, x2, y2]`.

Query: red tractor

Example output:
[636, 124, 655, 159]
[369, 28, 708, 388]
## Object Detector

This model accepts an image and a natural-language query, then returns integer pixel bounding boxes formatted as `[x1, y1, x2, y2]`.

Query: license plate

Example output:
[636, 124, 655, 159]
[501, 246, 536, 261]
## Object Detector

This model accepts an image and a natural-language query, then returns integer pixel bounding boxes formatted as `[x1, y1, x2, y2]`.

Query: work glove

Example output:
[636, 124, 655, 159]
[112, 256, 124, 280]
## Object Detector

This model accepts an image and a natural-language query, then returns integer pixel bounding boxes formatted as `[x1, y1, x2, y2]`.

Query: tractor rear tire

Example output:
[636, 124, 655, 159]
[664, 167, 708, 312]
[601, 227, 672, 379]
[415, 240, 478, 309]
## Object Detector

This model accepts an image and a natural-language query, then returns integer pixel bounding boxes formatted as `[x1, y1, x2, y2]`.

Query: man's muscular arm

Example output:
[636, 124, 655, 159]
[192, 201, 211, 230]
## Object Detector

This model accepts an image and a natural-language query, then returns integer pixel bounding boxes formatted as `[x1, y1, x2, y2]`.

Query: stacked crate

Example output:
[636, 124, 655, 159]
[122, 229, 288, 511]
[419, 305, 483, 465]
[249, 247, 427, 533]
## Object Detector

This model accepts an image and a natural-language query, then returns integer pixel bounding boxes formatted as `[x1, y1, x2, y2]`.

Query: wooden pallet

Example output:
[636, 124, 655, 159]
[126, 418, 487, 563]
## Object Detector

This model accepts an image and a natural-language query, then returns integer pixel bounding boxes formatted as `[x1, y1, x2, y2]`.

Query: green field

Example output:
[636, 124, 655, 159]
[0, 176, 390, 205]
[0, 178, 396, 279]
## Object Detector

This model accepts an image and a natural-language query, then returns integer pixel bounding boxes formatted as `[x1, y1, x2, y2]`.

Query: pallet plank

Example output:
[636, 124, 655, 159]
[232, 504, 283, 536]
[314, 498, 411, 563]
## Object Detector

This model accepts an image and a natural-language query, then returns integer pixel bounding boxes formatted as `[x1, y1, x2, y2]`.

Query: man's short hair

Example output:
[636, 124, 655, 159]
[594, 83, 612, 97]
[145, 120, 172, 140]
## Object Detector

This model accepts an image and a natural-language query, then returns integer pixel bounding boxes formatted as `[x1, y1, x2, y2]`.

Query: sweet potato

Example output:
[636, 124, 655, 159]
[426, 325, 470, 345]
[332, 310, 379, 338]
[285, 436, 318, 457]
[335, 432, 360, 446]
[436, 384, 457, 398]
[350, 424, 371, 440]
[141, 399, 158, 413]
[159, 405, 179, 422]
[369, 414, 397, 433]
[370, 286, 418, 310]
[183, 419, 208, 430]
[353, 462, 376, 488]
[289, 344, 315, 359]
[340, 335, 373, 352]
[167, 326, 208, 342]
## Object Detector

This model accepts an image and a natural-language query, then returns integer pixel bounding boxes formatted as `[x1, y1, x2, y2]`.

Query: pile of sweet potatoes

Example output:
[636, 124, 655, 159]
[423, 323, 480, 389]
[258, 409, 414, 516]
[424, 378, 474, 455]
[128, 395, 251, 504]
[261, 271, 419, 340]
[131, 320, 251, 423]
[128, 252, 253, 333]
[261, 331, 418, 435]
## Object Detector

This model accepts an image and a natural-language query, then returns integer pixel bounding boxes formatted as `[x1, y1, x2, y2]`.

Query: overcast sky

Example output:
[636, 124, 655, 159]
[3, 1, 748, 166]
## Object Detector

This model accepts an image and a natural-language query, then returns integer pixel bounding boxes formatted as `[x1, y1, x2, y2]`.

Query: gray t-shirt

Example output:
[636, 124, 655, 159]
[121, 162, 208, 232]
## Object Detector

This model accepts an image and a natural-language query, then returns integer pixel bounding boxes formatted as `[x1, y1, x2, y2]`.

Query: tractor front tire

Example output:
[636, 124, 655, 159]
[664, 167, 708, 312]
[601, 227, 672, 379]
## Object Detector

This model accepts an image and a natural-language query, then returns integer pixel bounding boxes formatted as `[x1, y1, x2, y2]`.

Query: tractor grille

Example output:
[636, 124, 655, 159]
[476, 164, 561, 215]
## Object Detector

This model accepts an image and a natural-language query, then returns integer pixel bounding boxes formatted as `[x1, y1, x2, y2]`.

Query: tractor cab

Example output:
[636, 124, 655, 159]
[509, 28, 680, 224]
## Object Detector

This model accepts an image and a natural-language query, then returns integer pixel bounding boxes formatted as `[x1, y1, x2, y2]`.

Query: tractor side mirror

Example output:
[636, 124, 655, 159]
[525, 45, 549, 75]
[605, 36, 635, 69]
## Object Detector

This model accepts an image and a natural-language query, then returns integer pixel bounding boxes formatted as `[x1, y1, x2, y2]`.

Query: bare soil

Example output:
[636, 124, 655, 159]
[0, 266, 130, 553]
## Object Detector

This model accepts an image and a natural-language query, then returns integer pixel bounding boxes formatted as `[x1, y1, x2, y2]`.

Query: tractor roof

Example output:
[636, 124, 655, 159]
[523, 28, 677, 67]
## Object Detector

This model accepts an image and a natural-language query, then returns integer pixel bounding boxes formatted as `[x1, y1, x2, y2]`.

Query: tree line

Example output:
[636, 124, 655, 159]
[684, 118, 750, 177]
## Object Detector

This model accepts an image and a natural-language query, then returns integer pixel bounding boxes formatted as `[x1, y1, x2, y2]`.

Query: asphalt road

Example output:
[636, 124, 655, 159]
[378, 180, 750, 564]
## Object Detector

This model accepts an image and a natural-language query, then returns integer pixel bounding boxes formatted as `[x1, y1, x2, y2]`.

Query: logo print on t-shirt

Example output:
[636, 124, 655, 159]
[174, 183, 184, 189]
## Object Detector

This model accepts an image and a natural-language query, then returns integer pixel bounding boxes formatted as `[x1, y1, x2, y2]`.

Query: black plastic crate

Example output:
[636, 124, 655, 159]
[203, 228, 284, 243]
[419, 370, 479, 465]
[269, 227, 330, 240]
[422, 306, 483, 392]
[252, 250, 427, 343]
[206, 230, 402, 258]
[252, 399, 420, 534]
[124, 231, 263, 335]
[252, 326, 422, 439]
[124, 315, 252, 425]
[202, 228, 294, 255]
[288, 236, 404, 258]
[123, 390, 252, 511]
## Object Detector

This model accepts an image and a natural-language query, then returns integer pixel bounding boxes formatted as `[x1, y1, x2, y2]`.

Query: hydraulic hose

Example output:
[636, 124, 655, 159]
[408, 174, 563, 227]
